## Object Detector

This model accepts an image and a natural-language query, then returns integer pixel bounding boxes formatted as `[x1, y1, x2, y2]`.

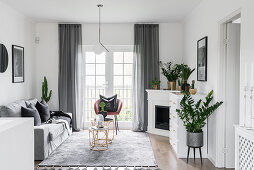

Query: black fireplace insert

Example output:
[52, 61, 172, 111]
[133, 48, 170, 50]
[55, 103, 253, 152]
[155, 105, 170, 130]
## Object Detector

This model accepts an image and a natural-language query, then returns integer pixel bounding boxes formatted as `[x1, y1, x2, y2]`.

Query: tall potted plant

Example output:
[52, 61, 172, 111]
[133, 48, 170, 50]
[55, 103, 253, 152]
[160, 61, 180, 90]
[179, 64, 195, 92]
[41, 76, 52, 103]
[176, 90, 223, 148]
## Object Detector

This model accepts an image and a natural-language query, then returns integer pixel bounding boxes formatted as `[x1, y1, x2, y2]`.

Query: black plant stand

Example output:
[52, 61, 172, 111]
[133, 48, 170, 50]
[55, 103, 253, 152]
[187, 146, 202, 164]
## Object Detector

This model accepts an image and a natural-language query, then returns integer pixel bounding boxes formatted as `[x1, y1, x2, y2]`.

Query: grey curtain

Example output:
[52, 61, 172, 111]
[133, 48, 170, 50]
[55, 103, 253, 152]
[58, 24, 83, 131]
[132, 24, 160, 131]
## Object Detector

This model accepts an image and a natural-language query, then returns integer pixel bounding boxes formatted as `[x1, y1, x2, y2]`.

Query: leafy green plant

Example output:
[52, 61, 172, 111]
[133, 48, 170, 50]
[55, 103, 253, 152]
[41, 76, 52, 103]
[99, 102, 106, 112]
[191, 80, 195, 89]
[151, 77, 161, 89]
[179, 64, 195, 81]
[176, 90, 223, 133]
[160, 61, 180, 81]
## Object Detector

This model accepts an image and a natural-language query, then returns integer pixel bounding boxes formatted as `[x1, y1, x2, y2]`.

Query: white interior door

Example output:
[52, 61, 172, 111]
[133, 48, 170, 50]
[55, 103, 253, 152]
[225, 23, 241, 168]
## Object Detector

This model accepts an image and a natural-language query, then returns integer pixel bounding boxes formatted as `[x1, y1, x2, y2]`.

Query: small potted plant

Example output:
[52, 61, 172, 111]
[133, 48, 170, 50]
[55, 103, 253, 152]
[189, 80, 197, 95]
[179, 64, 195, 92]
[151, 77, 161, 90]
[160, 61, 180, 90]
[176, 91, 223, 149]
[99, 102, 107, 120]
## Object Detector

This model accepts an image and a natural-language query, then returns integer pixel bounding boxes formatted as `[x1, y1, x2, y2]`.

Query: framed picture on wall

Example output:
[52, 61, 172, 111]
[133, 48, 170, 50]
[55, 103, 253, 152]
[197, 37, 208, 81]
[12, 45, 24, 83]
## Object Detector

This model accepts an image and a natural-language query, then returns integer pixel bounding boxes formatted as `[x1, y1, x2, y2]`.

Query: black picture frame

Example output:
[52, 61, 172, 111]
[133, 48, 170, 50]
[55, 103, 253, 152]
[12, 45, 24, 83]
[197, 37, 208, 81]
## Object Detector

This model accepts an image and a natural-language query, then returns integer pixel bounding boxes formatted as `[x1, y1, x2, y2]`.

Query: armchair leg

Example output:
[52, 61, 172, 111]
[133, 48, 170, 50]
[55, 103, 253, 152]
[114, 115, 119, 135]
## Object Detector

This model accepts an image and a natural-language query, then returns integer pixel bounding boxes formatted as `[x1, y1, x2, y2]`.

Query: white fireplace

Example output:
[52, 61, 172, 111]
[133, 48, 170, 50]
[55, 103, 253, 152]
[146, 89, 172, 137]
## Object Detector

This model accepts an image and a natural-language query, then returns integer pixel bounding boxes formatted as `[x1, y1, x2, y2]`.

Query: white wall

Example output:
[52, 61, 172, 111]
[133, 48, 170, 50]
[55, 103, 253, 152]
[0, 1, 36, 105]
[35, 23, 183, 110]
[183, 0, 254, 166]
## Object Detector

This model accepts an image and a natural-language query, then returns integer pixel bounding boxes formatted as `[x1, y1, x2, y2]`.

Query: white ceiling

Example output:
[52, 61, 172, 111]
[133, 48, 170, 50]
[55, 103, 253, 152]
[0, 0, 201, 23]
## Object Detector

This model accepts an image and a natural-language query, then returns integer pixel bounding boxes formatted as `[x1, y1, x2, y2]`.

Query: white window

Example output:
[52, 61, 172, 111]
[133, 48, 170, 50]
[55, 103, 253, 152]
[83, 46, 133, 122]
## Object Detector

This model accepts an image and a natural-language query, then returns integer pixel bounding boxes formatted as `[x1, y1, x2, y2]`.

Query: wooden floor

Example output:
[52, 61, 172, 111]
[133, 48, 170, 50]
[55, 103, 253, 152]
[35, 133, 234, 170]
[149, 134, 233, 170]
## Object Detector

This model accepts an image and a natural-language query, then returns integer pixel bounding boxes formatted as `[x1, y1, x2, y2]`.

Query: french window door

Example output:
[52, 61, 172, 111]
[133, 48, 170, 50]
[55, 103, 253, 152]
[83, 46, 133, 122]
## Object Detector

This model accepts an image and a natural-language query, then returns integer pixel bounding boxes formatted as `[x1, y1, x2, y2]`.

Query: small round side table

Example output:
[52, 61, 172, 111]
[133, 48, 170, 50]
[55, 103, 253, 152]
[89, 126, 109, 151]
[91, 118, 115, 143]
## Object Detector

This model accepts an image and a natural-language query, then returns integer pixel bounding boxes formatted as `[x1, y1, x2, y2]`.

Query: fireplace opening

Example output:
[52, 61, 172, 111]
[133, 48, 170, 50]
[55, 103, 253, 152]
[155, 105, 169, 130]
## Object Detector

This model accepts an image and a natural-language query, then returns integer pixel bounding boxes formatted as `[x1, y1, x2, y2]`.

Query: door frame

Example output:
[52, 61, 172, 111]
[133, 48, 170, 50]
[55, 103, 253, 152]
[216, 9, 241, 168]
[82, 45, 134, 129]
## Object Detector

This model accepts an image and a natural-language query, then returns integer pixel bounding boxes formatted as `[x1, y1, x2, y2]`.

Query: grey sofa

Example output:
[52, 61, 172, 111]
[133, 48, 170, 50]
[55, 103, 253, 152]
[0, 98, 71, 160]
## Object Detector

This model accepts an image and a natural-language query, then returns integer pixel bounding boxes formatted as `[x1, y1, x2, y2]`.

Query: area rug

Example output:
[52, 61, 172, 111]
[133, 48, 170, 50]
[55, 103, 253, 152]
[39, 130, 157, 167]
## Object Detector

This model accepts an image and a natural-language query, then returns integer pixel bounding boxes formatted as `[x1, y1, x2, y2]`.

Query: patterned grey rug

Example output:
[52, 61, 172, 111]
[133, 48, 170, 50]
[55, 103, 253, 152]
[39, 130, 157, 167]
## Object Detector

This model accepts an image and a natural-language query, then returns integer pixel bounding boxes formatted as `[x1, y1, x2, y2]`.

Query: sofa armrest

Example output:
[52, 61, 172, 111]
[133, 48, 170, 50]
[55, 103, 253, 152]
[34, 125, 50, 160]
[65, 112, 72, 119]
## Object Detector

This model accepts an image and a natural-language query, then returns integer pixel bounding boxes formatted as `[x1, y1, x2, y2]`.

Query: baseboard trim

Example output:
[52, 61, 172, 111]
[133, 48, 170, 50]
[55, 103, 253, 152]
[207, 154, 216, 167]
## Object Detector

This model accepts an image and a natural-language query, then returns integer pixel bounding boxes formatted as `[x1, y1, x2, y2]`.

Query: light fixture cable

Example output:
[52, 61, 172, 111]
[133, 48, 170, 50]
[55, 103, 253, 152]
[97, 4, 109, 52]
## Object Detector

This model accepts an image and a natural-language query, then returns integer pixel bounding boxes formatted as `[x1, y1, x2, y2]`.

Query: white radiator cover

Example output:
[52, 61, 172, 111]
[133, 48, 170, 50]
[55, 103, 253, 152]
[235, 126, 254, 170]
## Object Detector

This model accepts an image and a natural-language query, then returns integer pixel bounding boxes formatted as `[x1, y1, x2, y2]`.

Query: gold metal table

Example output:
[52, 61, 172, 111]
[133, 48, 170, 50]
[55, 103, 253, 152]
[89, 126, 109, 151]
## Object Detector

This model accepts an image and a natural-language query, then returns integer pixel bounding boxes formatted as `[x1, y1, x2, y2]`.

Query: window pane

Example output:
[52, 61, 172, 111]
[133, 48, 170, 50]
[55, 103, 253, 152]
[114, 76, 123, 87]
[114, 52, 123, 63]
[114, 64, 123, 75]
[86, 64, 95, 75]
[124, 64, 132, 75]
[96, 53, 105, 63]
[86, 76, 95, 86]
[86, 52, 95, 63]
[124, 76, 132, 87]
[124, 52, 133, 63]
[96, 76, 105, 87]
[96, 64, 105, 75]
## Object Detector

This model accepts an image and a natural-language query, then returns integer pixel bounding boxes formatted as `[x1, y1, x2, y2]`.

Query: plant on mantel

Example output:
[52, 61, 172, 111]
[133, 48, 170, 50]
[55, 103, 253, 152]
[176, 90, 223, 133]
[151, 77, 161, 90]
[178, 64, 195, 92]
[160, 61, 180, 90]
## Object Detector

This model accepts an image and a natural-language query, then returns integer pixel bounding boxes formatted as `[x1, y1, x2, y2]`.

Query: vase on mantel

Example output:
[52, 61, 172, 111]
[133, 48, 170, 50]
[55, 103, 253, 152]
[181, 81, 190, 92]
[168, 81, 176, 90]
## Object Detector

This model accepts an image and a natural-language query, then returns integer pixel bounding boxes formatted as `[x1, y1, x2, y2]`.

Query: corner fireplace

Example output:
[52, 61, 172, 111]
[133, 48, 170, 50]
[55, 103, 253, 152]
[155, 105, 170, 130]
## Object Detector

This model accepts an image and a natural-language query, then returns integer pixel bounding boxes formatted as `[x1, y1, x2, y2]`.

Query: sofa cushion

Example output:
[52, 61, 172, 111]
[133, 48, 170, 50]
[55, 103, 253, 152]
[0, 100, 26, 117]
[35, 123, 66, 141]
[36, 101, 50, 123]
[21, 104, 41, 126]
[25, 98, 38, 107]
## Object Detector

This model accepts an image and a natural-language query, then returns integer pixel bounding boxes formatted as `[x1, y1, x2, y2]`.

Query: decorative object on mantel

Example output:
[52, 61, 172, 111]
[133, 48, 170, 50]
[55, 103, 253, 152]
[99, 101, 108, 120]
[179, 64, 195, 92]
[177, 79, 182, 91]
[151, 77, 161, 90]
[189, 80, 197, 95]
[176, 90, 223, 164]
[12, 45, 24, 83]
[197, 37, 208, 81]
[0, 43, 8, 73]
[160, 61, 180, 90]
[42, 76, 52, 103]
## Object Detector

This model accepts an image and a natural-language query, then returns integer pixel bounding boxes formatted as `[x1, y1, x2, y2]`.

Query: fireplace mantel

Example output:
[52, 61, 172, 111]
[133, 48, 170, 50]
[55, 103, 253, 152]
[146, 89, 208, 158]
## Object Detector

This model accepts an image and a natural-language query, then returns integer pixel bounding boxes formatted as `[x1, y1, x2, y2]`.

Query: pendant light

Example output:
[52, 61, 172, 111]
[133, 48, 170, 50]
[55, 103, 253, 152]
[94, 4, 109, 55]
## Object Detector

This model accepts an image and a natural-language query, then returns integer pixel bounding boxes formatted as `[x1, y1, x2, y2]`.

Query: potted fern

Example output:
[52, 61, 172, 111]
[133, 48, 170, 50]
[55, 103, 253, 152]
[160, 61, 180, 90]
[176, 91, 223, 148]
